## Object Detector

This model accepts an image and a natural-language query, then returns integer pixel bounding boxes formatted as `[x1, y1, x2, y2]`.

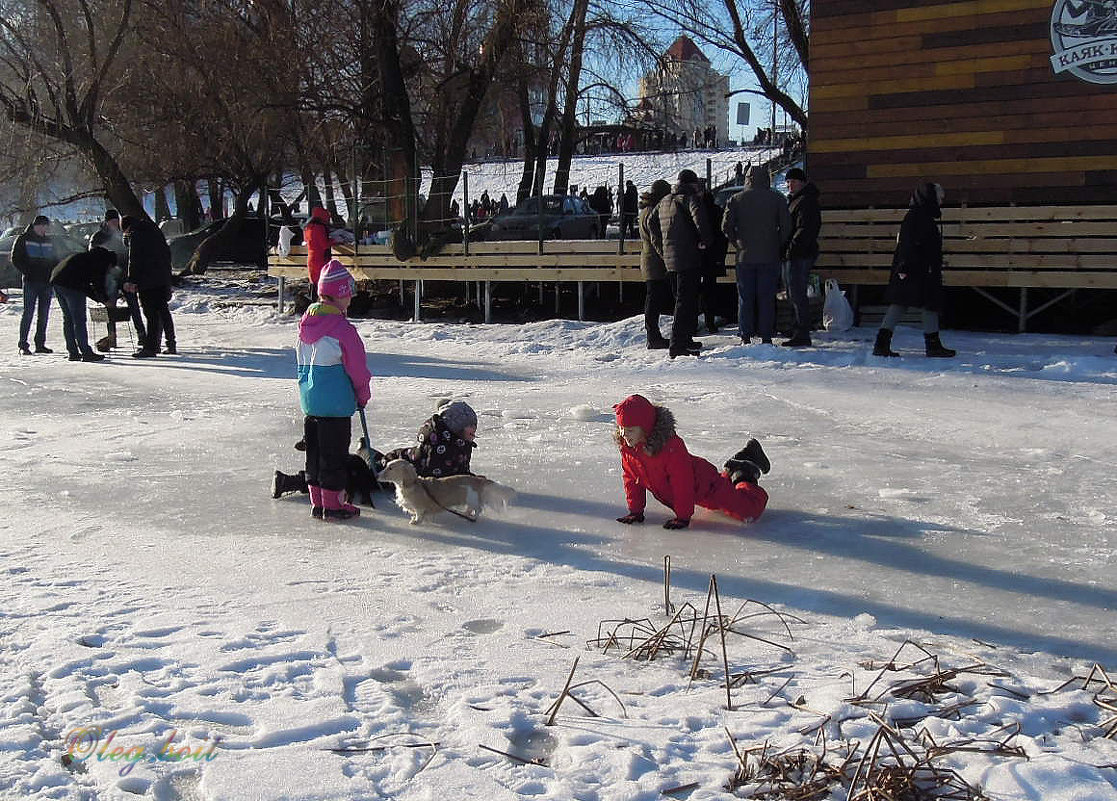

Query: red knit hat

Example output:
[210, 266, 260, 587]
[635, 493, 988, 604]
[613, 394, 656, 431]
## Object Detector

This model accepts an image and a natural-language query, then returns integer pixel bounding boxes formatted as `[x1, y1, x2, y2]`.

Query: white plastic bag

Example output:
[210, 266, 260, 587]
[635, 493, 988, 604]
[277, 225, 295, 257]
[822, 278, 854, 332]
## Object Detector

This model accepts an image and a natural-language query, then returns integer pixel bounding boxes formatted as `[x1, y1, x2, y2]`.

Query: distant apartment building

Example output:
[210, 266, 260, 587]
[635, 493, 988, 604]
[634, 36, 729, 145]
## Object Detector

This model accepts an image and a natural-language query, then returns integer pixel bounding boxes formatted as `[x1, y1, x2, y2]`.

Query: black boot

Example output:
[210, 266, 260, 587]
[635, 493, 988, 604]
[647, 334, 669, 350]
[728, 461, 762, 486]
[782, 328, 812, 347]
[873, 328, 899, 357]
[726, 438, 770, 475]
[271, 470, 309, 498]
[924, 332, 956, 358]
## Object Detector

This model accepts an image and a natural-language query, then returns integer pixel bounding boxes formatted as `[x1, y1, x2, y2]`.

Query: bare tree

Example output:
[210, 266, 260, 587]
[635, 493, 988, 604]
[0, 0, 147, 216]
[128, 0, 297, 217]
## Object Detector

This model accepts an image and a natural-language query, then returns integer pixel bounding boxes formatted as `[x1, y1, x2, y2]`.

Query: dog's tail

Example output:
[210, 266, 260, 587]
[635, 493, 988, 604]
[481, 481, 516, 512]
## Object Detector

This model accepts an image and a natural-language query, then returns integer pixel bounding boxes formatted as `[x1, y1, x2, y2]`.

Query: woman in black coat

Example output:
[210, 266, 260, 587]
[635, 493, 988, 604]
[638, 180, 674, 348]
[873, 182, 955, 358]
[697, 187, 729, 334]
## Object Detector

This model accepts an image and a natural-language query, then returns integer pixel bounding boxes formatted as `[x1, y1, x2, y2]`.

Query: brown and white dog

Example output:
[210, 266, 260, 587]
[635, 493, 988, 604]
[377, 459, 515, 524]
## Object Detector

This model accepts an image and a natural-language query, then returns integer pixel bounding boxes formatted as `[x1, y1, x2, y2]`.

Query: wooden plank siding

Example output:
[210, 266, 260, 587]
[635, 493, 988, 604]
[808, 0, 1117, 208]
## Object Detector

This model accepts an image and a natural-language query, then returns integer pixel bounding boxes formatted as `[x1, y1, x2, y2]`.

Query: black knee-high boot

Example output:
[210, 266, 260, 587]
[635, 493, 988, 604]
[924, 332, 956, 358]
[873, 328, 899, 357]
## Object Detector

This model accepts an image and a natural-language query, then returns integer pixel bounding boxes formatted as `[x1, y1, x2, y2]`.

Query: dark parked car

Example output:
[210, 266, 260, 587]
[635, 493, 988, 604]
[169, 216, 304, 272]
[169, 219, 256, 271]
[473, 195, 599, 241]
[714, 185, 746, 208]
[0, 225, 87, 286]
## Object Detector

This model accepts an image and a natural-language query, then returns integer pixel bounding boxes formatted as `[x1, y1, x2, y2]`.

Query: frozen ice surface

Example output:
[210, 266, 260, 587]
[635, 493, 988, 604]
[0, 281, 1114, 799]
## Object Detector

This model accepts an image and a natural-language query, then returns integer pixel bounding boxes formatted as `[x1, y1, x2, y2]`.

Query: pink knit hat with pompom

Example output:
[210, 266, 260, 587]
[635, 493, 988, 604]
[317, 258, 355, 299]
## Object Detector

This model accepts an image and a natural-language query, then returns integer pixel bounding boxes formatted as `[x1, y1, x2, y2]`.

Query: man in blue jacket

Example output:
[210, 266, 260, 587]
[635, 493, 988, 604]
[11, 215, 57, 355]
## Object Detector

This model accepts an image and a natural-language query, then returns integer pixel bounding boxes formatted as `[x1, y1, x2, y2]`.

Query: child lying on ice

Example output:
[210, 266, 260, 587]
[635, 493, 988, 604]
[613, 394, 770, 529]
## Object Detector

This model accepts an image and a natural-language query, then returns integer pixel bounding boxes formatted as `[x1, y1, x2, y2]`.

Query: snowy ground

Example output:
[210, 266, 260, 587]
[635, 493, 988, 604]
[1, 281, 1115, 800]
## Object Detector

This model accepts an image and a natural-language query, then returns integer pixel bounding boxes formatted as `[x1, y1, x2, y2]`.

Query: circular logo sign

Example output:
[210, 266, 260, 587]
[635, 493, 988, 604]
[1049, 0, 1117, 84]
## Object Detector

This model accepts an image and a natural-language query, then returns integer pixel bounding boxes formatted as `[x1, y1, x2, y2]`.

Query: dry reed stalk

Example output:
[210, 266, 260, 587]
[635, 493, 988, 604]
[545, 656, 580, 726]
[478, 743, 546, 766]
[724, 730, 849, 799]
[664, 555, 674, 616]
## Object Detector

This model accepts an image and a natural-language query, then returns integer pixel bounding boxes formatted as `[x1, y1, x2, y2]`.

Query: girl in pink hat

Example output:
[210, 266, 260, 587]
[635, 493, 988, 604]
[613, 394, 770, 529]
[296, 259, 372, 522]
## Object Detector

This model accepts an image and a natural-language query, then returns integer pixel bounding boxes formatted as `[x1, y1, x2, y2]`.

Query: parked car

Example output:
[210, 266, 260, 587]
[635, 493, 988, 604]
[169, 216, 308, 272]
[714, 185, 745, 208]
[66, 221, 104, 245]
[472, 195, 599, 241]
[0, 224, 87, 287]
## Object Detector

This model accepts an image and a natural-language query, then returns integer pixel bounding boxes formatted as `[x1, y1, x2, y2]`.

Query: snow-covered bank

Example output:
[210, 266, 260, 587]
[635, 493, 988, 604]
[425, 146, 784, 206]
[0, 285, 1114, 800]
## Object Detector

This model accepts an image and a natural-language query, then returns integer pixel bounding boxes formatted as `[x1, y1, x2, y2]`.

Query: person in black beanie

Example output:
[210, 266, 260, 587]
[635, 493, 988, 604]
[782, 168, 821, 347]
[648, 169, 713, 358]
[11, 214, 57, 355]
[120, 215, 175, 358]
[90, 209, 146, 350]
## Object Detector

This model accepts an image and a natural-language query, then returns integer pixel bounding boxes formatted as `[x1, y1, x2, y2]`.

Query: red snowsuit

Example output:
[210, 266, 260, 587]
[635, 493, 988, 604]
[615, 395, 767, 524]
[304, 207, 332, 287]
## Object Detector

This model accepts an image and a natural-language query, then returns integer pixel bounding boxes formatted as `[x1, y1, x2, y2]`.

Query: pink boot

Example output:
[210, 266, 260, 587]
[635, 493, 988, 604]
[308, 485, 324, 520]
[321, 489, 359, 522]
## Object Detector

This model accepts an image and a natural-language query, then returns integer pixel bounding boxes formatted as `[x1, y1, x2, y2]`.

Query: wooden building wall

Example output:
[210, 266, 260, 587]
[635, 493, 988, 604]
[808, 0, 1117, 208]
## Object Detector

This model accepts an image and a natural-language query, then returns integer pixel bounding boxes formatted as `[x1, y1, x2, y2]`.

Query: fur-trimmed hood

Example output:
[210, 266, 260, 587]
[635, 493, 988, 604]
[613, 397, 677, 456]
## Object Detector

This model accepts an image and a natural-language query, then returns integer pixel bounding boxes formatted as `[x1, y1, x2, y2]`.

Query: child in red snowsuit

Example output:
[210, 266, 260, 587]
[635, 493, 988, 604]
[613, 394, 769, 529]
[304, 206, 332, 291]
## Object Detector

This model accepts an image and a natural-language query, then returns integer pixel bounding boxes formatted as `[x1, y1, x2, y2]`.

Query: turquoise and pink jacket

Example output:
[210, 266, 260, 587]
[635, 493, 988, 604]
[296, 303, 372, 418]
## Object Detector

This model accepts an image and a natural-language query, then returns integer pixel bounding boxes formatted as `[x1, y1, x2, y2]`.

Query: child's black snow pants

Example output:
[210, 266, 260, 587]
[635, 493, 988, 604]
[303, 415, 351, 492]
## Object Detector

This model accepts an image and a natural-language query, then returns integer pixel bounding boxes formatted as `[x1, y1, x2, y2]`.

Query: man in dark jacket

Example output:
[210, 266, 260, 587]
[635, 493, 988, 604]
[648, 169, 713, 358]
[782, 168, 821, 347]
[621, 180, 638, 239]
[121, 215, 175, 358]
[697, 184, 730, 334]
[90, 209, 146, 350]
[11, 215, 57, 355]
[722, 166, 791, 344]
[590, 186, 613, 238]
[50, 247, 120, 362]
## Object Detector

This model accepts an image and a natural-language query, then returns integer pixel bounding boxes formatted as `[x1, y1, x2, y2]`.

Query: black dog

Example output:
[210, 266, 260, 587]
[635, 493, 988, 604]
[272, 437, 377, 507]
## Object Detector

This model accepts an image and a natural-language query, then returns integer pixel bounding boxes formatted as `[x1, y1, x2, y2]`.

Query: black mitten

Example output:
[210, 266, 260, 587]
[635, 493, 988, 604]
[616, 512, 645, 524]
[662, 518, 689, 530]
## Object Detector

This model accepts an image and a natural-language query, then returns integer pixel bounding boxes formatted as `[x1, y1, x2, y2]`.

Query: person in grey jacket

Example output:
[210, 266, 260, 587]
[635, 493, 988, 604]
[722, 166, 791, 344]
[638, 180, 674, 349]
[648, 169, 713, 358]
[11, 215, 57, 355]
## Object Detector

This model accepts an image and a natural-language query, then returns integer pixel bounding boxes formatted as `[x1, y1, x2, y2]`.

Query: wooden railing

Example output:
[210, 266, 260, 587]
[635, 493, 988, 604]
[267, 205, 1117, 328]
[816, 205, 1117, 291]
